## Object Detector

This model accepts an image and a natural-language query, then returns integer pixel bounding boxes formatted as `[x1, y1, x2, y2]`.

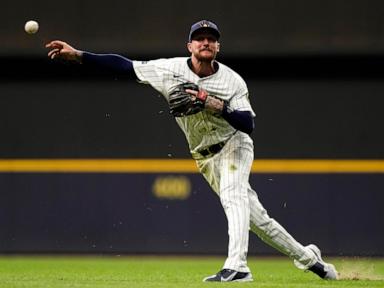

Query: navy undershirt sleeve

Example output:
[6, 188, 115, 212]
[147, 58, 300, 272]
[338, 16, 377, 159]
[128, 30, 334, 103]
[222, 103, 255, 134]
[82, 52, 136, 79]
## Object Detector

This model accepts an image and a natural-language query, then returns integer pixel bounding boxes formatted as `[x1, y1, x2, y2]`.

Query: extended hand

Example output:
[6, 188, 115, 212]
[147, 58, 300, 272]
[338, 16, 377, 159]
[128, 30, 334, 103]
[45, 40, 82, 62]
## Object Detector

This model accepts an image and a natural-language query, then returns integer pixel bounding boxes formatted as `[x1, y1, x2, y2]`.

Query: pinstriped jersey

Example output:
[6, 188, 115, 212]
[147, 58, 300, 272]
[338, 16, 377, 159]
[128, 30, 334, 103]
[133, 57, 255, 154]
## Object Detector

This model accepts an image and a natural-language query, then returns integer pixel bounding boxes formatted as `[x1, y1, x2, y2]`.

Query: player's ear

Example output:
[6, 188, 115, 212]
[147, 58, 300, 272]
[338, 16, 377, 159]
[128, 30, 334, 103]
[217, 42, 220, 53]
[187, 42, 192, 53]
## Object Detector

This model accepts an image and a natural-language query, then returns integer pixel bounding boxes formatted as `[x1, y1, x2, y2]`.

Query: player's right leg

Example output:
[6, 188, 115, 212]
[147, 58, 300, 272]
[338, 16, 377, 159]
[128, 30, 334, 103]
[247, 187, 338, 280]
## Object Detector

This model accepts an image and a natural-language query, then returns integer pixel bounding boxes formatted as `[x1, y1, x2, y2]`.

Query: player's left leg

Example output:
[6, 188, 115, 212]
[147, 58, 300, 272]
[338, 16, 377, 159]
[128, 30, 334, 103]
[217, 134, 252, 274]
[199, 132, 253, 282]
[219, 132, 253, 273]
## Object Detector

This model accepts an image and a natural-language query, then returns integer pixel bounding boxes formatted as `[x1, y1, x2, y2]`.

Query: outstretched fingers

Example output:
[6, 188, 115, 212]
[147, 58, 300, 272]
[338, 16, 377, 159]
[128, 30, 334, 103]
[45, 40, 65, 49]
[47, 48, 61, 59]
[45, 40, 80, 61]
[46, 40, 64, 59]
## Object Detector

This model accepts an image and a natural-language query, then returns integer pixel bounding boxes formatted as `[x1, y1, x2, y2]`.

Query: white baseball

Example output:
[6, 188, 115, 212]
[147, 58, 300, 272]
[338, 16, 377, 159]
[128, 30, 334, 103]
[24, 20, 39, 34]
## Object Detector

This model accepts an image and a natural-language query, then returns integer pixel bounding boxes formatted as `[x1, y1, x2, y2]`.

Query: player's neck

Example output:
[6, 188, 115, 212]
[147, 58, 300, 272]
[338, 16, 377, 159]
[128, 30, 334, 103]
[189, 57, 217, 77]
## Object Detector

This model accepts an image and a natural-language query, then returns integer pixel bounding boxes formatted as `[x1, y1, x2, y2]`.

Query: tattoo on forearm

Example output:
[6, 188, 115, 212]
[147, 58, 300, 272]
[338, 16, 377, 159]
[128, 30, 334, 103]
[205, 96, 224, 113]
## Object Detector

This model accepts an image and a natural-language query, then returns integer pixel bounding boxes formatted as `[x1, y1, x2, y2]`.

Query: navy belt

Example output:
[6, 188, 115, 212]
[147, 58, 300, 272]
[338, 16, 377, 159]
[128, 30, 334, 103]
[198, 141, 226, 157]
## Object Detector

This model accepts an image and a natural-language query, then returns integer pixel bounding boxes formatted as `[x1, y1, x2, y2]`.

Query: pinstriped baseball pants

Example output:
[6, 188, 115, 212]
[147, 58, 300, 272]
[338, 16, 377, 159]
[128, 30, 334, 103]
[196, 131, 317, 273]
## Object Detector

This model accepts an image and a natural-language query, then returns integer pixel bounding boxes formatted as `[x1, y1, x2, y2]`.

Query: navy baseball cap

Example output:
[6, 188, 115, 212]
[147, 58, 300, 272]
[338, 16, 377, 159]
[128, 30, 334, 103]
[188, 20, 221, 42]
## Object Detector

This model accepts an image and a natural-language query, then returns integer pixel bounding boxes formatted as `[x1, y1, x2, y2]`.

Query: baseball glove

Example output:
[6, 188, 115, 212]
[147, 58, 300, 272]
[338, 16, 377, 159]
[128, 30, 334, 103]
[168, 83, 208, 117]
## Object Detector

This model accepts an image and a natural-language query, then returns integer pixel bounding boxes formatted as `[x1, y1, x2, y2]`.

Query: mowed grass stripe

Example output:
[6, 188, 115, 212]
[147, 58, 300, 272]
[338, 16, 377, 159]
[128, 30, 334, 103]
[0, 256, 383, 288]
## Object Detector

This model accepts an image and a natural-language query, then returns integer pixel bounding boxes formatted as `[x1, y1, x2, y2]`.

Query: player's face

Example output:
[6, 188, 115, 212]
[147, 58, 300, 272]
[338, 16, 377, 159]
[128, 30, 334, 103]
[187, 31, 220, 62]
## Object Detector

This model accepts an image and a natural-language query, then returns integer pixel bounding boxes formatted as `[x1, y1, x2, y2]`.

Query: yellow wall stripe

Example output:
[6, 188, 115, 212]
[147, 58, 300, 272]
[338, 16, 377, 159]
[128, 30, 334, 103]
[251, 159, 384, 173]
[0, 159, 384, 173]
[0, 159, 196, 173]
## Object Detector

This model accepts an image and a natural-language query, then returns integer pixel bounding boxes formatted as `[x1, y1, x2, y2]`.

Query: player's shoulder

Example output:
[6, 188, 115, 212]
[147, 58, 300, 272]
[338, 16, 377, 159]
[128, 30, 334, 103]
[163, 57, 190, 68]
[153, 57, 189, 65]
[134, 57, 188, 69]
[168, 57, 189, 63]
[217, 61, 247, 88]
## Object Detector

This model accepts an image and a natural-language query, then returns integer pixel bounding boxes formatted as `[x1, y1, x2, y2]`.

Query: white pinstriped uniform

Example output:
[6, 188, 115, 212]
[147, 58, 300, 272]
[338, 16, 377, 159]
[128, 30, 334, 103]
[133, 57, 318, 273]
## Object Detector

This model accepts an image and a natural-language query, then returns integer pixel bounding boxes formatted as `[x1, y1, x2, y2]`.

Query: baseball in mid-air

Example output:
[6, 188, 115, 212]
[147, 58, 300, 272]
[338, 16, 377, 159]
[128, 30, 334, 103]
[24, 20, 39, 34]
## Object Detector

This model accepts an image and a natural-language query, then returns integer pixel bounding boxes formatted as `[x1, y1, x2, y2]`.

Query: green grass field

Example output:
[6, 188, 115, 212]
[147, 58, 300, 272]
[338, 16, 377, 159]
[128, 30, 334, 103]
[0, 256, 383, 288]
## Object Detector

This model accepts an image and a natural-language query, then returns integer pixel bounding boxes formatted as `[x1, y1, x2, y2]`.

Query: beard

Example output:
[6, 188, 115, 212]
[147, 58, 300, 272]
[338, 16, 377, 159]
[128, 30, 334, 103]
[194, 49, 217, 62]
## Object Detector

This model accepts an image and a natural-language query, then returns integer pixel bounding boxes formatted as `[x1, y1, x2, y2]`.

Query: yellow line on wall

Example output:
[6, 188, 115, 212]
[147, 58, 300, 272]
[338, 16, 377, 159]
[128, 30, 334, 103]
[0, 159, 197, 173]
[252, 159, 384, 173]
[0, 159, 384, 173]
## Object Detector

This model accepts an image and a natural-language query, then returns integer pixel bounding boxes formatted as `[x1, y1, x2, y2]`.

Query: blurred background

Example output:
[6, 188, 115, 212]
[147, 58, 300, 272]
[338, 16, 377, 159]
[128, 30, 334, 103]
[0, 0, 383, 256]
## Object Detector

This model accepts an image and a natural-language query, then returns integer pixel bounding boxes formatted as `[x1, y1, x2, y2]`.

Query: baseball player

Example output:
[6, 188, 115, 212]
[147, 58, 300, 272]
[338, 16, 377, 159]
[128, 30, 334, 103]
[46, 20, 338, 282]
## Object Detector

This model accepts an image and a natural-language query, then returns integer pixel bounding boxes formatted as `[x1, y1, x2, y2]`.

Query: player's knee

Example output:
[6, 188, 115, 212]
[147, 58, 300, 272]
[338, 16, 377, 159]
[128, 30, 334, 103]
[219, 184, 249, 207]
[251, 209, 274, 229]
[220, 183, 248, 195]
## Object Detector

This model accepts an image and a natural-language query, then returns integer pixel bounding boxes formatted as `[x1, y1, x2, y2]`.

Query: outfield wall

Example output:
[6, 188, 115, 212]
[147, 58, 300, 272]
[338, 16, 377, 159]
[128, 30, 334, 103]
[1, 57, 384, 255]
[0, 169, 383, 256]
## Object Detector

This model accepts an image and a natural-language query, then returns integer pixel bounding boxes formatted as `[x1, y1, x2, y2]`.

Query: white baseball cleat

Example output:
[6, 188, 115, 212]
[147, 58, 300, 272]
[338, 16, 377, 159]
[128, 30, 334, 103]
[307, 244, 339, 280]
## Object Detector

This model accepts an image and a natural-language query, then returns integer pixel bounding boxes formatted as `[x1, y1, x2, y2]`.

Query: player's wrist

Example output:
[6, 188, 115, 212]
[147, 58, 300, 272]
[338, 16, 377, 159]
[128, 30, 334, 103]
[74, 50, 84, 63]
[204, 95, 224, 114]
